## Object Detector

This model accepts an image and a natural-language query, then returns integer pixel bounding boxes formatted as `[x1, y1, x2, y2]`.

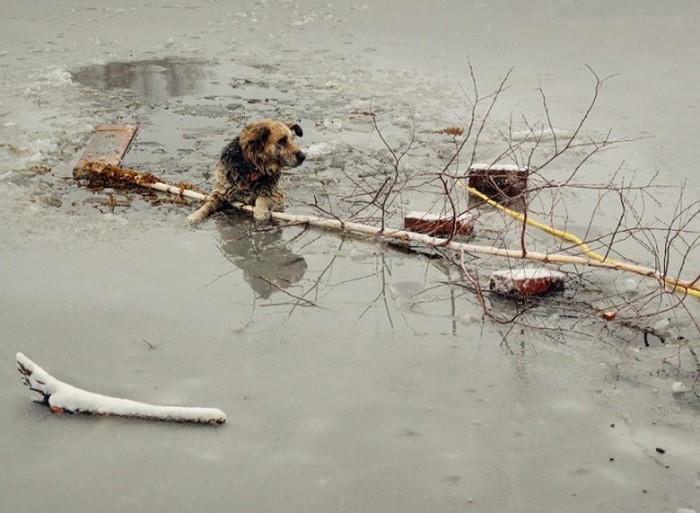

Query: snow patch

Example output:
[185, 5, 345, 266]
[469, 163, 528, 172]
[405, 211, 472, 223]
[671, 381, 687, 393]
[44, 68, 74, 86]
[494, 267, 560, 281]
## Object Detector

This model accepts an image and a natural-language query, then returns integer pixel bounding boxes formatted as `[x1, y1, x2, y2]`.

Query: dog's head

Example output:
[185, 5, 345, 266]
[239, 120, 306, 175]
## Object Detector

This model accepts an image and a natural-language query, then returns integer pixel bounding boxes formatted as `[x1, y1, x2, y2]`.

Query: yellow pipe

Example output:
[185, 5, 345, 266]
[459, 180, 700, 298]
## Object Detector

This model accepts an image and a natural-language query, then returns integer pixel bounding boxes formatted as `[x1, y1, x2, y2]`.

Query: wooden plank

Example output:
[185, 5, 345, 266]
[74, 124, 138, 173]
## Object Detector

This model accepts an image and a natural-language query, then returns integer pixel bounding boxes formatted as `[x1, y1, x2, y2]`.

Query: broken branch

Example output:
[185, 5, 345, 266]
[16, 353, 226, 425]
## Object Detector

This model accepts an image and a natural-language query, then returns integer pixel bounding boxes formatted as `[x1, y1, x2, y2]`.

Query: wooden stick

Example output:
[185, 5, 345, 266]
[80, 163, 700, 298]
[268, 210, 696, 290]
[16, 353, 226, 425]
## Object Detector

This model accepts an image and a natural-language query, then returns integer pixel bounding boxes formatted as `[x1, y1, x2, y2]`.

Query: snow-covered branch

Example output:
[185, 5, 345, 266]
[16, 353, 226, 425]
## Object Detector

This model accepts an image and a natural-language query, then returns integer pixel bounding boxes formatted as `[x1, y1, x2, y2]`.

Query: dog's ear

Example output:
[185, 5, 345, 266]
[248, 125, 271, 151]
[256, 125, 271, 143]
[287, 123, 303, 138]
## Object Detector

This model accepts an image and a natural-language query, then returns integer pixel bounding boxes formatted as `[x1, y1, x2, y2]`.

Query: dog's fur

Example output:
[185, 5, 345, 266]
[188, 120, 306, 224]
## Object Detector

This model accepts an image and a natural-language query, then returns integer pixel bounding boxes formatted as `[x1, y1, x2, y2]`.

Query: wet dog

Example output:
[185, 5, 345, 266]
[188, 120, 306, 224]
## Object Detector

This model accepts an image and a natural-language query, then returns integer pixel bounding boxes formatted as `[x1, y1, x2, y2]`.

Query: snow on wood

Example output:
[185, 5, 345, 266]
[15, 353, 226, 425]
[468, 163, 528, 172]
[488, 267, 566, 297]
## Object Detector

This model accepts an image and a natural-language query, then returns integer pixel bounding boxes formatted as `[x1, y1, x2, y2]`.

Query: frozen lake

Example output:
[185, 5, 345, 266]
[1, 1, 699, 511]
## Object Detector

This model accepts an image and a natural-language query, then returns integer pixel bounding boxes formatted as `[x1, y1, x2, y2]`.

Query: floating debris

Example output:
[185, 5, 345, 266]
[75, 161, 160, 188]
[488, 267, 566, 297]
[434, 126, 464, 137]
[468, 164, 528, 200]
[404, 211, 474, 237]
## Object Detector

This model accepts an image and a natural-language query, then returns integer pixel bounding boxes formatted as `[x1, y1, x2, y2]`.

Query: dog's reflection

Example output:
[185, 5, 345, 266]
[215, 213, 307, 298]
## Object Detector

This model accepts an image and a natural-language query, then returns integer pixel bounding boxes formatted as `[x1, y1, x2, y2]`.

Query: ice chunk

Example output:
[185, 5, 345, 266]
[305, 142, 332, 159]
[671, 381, 686, 393]
[653, 318, 672, 336]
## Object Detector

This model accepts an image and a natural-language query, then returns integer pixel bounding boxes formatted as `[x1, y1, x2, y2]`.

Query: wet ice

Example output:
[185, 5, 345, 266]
[1, 1, 700, 512]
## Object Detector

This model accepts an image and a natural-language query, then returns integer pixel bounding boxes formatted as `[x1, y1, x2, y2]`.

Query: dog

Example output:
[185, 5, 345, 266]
[188, 120, 306, 224]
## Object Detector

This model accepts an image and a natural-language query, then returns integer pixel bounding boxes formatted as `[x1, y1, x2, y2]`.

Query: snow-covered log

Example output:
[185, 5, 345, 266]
[16, 353, 226, 425]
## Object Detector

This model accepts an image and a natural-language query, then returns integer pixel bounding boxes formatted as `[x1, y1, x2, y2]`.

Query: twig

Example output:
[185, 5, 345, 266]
[257, 276, 322, 308]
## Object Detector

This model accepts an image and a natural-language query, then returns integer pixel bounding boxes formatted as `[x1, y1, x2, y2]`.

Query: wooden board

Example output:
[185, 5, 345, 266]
[74, 124, 138, 173]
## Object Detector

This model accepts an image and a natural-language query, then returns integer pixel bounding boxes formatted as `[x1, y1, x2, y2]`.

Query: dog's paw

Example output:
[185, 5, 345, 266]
[253, 204, 272, 221]
[187, 211, 205, 225]
[253, 196, 282, 221]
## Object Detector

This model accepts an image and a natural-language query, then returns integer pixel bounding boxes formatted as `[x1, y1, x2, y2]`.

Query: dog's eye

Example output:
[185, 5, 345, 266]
[277, 136, 288, 147]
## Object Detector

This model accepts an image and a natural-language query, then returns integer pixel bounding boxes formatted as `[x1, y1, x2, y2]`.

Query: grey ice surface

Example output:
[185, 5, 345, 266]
[1, 1, 699, 512]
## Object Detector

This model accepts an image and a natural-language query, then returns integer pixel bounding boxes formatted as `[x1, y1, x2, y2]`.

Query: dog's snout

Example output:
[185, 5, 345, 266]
[297, 151, 306, 164]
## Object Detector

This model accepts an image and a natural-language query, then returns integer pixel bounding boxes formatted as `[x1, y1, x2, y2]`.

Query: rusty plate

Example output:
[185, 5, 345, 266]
[74, 124, 138, 173]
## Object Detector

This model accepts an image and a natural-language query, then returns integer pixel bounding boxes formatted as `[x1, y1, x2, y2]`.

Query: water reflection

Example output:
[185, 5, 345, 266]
[215, 214, 307, 299]
[71, 58, 208, 100]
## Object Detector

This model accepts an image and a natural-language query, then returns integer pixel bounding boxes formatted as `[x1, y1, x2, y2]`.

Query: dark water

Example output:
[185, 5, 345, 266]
[71, 58, 210, 100]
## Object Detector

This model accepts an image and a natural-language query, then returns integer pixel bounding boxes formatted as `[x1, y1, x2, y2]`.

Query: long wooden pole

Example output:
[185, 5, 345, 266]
[80, 163, 700, 298]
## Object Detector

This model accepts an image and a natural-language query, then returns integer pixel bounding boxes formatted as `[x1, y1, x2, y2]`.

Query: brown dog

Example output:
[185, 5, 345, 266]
[188, 120, 306, 224]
